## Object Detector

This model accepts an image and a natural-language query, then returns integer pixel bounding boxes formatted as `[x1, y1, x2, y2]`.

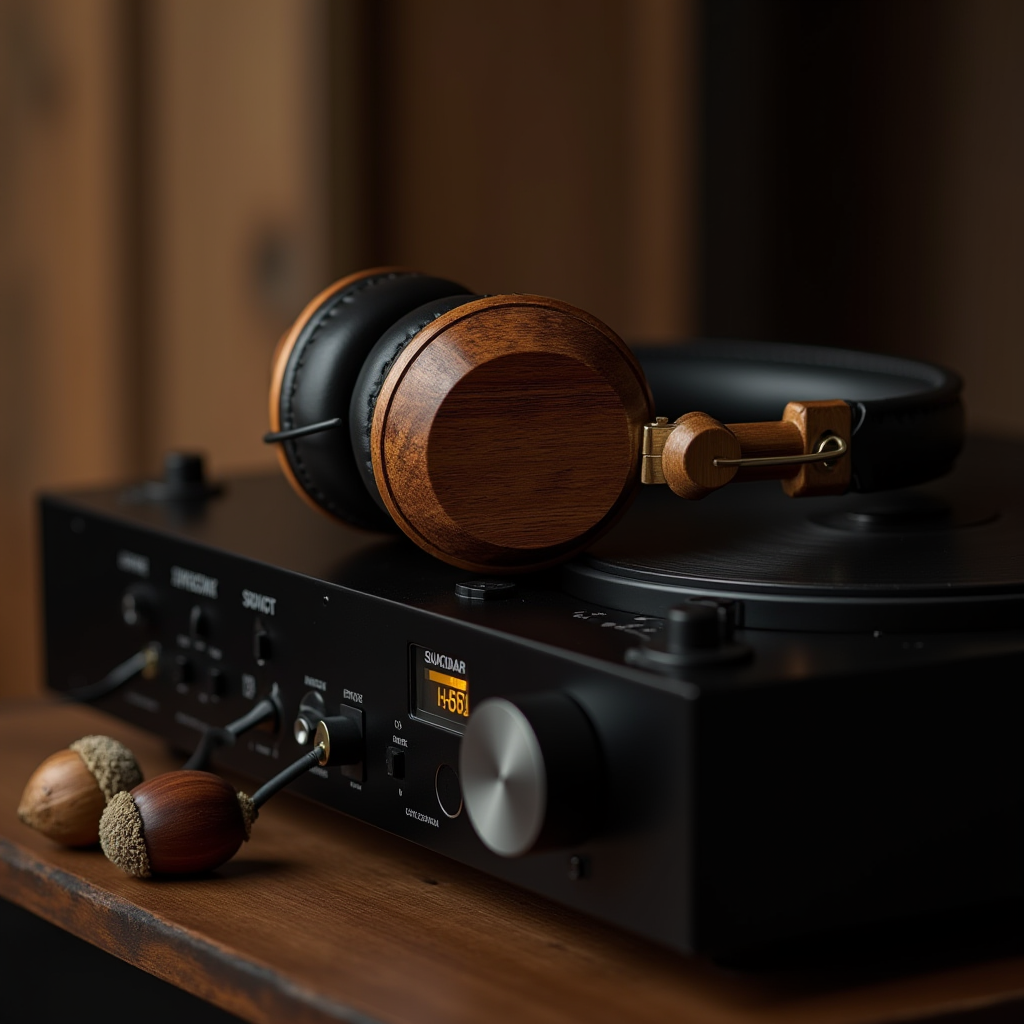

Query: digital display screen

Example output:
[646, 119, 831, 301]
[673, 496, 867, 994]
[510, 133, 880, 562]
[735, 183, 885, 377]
[412, 646, 470, 733]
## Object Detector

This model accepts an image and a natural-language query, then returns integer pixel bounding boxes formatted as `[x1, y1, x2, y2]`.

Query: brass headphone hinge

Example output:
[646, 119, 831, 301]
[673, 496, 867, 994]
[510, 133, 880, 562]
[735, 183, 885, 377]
[640, 417, 674, 485]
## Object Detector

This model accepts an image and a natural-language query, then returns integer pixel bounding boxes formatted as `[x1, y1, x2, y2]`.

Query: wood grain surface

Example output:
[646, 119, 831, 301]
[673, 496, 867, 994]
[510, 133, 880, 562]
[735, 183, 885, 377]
[2, 700, 1023, 1024]
[371, 295, 653, 572]
[780, 400, 853, 497]
[661, 412, 741, 499]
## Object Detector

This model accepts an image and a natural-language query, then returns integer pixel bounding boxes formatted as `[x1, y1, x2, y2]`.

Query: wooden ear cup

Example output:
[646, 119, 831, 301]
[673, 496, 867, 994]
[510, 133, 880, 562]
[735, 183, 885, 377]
[368, 295, 654, 572]
[269, 268, 469, 530]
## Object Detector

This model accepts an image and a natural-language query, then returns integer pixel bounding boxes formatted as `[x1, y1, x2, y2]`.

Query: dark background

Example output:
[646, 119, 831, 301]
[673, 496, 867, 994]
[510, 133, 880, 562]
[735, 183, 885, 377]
[1, 0, 1021, 698]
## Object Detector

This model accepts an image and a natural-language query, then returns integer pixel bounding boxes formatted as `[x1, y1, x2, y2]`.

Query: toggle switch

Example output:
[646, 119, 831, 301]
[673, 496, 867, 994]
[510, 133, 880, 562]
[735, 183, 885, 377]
[386, 746, 406, 780]
[252, 627, 271, 666]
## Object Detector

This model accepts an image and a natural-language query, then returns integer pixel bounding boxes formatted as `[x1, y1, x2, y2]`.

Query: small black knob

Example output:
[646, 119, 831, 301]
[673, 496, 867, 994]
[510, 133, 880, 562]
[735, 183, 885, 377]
[123, 451, 221, 503]
[625, 599, 750, 674]
[666, 603, 720, 653]
[164, 452, 206, 489]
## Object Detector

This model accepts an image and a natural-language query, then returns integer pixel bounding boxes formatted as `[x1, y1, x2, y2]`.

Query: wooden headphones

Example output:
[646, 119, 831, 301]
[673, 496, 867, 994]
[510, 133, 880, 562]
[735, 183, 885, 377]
[267, 268, 964, 573]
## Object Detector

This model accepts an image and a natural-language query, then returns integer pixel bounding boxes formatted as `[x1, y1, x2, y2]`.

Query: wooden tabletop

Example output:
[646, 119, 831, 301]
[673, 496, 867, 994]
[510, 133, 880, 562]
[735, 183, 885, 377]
[2, 700, 1022, 1024]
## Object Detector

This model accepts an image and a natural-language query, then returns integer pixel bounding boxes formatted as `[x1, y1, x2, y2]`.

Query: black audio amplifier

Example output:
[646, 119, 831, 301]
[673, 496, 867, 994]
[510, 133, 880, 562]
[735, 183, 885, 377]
[40, 438, 1024, 960]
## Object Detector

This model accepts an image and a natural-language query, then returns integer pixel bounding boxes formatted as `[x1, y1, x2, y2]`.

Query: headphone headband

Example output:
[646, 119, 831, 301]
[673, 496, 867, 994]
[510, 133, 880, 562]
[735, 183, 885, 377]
[634, 341, 964, 492]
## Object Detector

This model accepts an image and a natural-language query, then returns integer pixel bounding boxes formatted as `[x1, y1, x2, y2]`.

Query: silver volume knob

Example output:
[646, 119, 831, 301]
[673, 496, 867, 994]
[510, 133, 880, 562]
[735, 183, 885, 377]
[460, 693, 604, 858]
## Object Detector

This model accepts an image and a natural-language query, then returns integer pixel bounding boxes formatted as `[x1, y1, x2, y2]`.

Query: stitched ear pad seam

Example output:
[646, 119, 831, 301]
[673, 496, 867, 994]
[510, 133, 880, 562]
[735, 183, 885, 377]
[278, 272, 469, 529]
[349, 294, 483, 513]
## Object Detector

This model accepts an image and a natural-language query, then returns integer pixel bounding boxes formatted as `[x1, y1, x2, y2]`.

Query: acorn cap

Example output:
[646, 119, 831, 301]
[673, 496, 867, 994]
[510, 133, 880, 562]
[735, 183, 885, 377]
[99, 791, 151, 878]
[237, 791, 257, 840]
[69, 735, 143, 801]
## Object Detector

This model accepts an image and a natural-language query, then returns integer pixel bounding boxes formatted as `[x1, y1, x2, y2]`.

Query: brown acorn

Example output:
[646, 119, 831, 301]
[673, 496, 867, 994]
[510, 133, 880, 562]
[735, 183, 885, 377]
[99, 770, 257, 878]
[18, 736, 144, 847]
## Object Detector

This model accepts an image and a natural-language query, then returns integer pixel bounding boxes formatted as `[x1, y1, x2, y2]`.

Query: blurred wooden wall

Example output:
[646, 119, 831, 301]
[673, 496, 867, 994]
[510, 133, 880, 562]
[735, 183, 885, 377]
[356, 0, 696, 340]
[0, 0, 697, 697]
[700, 0, 1024, 438]
[0, 0, 337, 696]
[2, 0, 1019, 700]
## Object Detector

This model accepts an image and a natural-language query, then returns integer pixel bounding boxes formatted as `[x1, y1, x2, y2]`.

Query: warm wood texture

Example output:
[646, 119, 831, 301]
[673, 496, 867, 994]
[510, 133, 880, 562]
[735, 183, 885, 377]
[660, 400, 851, 500]
[726, 419, 804, 482]
[729, 400, 850, 495]
[17, 748, 106, 848]
[0, 0, 135, 699]
[3, 700, 1024, 1024]
[0, 0, 333, 701]
[625, 0, 697, 340]
[146, 0, 330, 478]
[129, 771, 248, 877]
[778, 399, 853, 498]
[371, 296, 653, 571]
[661, 412, 740, 499]
[371, 0, 697, 343]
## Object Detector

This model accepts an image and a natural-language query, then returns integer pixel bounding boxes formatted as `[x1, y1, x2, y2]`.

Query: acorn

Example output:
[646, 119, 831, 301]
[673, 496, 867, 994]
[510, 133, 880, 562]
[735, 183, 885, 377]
[18, 735, 144, 847]
[98, 717, 357, 879]
[99, 771, 256, 878]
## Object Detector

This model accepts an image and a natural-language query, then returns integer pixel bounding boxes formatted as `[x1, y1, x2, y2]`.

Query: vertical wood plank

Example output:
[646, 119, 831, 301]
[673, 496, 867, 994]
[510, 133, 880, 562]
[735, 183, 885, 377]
[146, 0, 330, 475]
[929, 0, 1024, 438]
[625, 0, 697, 341]
[0, 0, 131, 696]
[375, 0, 697, 342]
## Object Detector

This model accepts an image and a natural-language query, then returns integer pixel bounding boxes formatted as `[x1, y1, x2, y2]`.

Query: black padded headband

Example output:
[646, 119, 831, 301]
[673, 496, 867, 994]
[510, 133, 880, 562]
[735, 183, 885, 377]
[633, 341, 964, 492]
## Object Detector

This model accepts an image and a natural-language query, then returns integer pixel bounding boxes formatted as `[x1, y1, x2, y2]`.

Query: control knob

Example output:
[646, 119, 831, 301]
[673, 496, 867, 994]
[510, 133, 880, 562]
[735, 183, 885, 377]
[459, 692, 604, 857]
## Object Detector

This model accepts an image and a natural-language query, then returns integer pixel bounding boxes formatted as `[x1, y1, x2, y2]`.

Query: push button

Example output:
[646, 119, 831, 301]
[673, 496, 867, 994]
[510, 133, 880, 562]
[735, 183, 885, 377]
[173, 655, 195, 685]
[386, 746, 406, 780]
[204, 666, 226, 698]
[435, 763, 462, 818]
[252, 628, 271, 666]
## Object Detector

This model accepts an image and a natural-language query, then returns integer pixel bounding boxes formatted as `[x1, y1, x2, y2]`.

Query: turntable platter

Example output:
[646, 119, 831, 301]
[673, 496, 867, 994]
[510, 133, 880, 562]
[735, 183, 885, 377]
[564, 438, 1024, 632]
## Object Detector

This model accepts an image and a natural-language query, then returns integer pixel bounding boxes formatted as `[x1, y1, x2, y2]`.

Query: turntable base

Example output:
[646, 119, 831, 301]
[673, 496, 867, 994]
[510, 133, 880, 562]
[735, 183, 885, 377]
[567, 437, 1024, 631]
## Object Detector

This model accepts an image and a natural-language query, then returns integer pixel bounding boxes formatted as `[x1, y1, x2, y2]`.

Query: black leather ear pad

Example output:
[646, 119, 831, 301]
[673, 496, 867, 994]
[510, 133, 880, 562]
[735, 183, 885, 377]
[277, 272, 468, 529]
[349, 293, 482, 512]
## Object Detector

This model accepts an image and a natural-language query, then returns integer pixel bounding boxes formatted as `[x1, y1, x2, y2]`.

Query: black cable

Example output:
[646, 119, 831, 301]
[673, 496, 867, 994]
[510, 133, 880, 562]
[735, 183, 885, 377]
[63, 645, 159, 703]
[180, 697, 278, 771]
[251, 747, 322, 809]
[262, 417, 341, 444]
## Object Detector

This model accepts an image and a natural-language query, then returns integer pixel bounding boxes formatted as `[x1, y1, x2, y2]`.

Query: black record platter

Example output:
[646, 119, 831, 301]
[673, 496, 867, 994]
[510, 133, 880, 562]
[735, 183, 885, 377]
[40, 436, 1024, 960]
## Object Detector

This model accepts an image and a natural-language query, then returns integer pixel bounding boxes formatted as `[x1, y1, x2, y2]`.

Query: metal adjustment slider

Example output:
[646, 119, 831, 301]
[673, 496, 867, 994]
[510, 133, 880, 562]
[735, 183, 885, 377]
[640, 417, 675, 485]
